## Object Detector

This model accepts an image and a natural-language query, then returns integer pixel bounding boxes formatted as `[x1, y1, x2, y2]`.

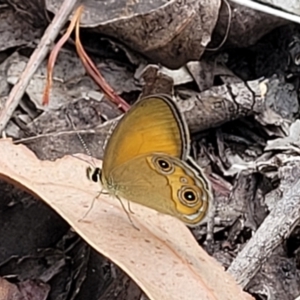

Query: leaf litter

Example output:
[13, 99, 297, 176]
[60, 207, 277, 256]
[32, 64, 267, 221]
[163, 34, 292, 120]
[0, 1, 300, 299]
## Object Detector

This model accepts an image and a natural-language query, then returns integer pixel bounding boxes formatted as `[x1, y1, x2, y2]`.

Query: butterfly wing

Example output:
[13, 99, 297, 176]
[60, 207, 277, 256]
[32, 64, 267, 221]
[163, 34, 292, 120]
[102, 95, 190, 180]
[108, 153, 211, 226]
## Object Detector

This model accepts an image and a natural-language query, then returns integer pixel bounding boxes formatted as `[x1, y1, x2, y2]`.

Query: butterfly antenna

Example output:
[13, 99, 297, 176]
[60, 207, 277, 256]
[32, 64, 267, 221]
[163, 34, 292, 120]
[65, 113, 97, 168]
[116, 196, 139, 231]
[77, 130, 92, 157]
[65, 113, 91, 155]
[103, 118, 118, 150]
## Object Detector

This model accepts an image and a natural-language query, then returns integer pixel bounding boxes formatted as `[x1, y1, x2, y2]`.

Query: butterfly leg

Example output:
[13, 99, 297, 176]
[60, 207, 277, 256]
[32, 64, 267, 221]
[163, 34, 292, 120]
[127, 201, 135, 214]
[78, 188, 103, 222]
[116, 196, 139, 231]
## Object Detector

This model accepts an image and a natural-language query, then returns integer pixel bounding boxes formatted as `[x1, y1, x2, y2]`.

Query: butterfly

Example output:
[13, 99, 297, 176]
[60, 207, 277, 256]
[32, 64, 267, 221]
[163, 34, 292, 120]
[88, 95, 211, 226]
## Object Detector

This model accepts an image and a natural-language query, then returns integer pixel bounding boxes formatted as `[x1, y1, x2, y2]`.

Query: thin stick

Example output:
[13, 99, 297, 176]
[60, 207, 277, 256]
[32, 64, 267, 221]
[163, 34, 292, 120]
[229, 0, 300, 24]
[0, 0, 79, 133]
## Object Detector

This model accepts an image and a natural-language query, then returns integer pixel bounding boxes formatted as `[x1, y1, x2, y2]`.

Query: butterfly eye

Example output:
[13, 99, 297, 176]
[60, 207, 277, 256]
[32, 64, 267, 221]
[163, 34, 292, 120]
[178, 186, 199, 206]
[87, 166, 102, 183]
[152, 157, 174, 174]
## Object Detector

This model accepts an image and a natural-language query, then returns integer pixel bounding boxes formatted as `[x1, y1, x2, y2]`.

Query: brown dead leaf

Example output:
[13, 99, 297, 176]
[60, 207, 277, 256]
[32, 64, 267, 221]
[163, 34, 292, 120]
[265, 120, 300, 153]
[46, 0, 221, 69]
[210, 0, 288, 49]
[0, 6, 44, 52]
[0, 277, 23, 300]
[4, 0, 47, 27]
[0, 277, 49, 300]
[0, 138, 253, 300]
[6, 51, 85, 111]
[5, 49, 138, 112]
[18, 280, 50, 300]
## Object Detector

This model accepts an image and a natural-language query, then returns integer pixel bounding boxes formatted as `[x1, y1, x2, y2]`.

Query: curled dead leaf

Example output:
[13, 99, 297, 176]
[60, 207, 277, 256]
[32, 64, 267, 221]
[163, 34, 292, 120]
[46, 0, 221, 69]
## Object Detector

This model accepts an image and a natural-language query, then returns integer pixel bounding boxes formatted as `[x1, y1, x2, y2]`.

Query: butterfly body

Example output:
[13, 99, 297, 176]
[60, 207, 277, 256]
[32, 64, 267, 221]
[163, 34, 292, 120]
[90, 95, 212, 226]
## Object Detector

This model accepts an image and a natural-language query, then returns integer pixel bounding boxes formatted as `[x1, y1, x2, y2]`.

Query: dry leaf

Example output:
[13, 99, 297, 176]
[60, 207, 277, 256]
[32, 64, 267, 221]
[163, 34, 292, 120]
[6, 51, 85, 111]
[46, 0, 221, 69]
[210, 0, 288, 49]
[0, 139, 253, 300]
[0, 6, 43, 52]
[0, 277, 23, 300]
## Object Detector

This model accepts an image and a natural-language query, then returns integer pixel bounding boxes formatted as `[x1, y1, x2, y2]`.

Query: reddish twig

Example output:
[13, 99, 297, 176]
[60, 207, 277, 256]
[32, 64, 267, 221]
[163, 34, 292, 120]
[43, 5, 83, 105]
[74, 11, 130, 112]
[43, 5, 130, 112]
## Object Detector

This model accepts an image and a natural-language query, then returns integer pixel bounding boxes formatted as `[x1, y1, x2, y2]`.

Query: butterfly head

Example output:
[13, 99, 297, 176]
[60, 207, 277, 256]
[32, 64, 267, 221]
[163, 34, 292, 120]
[87, 166, 102, 183]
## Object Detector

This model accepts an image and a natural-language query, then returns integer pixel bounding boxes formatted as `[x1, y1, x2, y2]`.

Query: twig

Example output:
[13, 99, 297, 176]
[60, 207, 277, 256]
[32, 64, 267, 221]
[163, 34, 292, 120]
[43, 5, 130, 111]
[43, 4, 83, 106]
[0, 0, 79, 134]
[74, 14, 130, 112]
[227, 159, 300, 287]
[229, 0, 300, 24]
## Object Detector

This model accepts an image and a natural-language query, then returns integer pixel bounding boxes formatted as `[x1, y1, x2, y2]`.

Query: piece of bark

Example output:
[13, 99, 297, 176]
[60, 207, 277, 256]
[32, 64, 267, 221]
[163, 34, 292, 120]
[228, 160, 300, 287]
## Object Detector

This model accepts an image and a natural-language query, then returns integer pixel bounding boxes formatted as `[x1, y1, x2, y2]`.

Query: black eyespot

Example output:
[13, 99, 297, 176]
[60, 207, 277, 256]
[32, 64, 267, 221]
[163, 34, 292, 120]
[183, 190, 196, 201]
[178, 186, 200, 206]
[158, 159, 170, 170]
[152, 156, 174, 174]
